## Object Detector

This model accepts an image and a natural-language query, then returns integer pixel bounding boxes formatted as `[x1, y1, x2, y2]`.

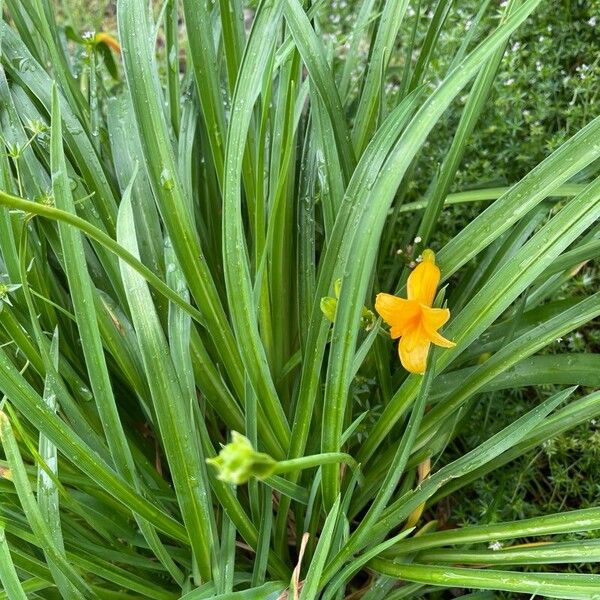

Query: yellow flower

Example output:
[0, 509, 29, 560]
[375, 249, 455, 374]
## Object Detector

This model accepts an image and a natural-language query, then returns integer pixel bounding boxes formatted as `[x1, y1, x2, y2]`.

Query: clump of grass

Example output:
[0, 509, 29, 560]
[0, 0, 599, 598]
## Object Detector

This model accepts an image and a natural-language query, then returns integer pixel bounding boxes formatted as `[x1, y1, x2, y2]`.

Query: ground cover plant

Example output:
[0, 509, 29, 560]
[0, 0, 599, 598]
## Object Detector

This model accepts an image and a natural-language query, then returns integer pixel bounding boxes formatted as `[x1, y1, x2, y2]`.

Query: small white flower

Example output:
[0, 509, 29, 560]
[414, 236, 422, 244]
[588, 16, 597, 27]
[489, 541, 503, 551]
[556, 337, 563, 343]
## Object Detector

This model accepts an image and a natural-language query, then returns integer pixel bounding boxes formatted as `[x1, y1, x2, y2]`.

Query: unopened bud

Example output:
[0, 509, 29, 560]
[206, 432, 276, 485]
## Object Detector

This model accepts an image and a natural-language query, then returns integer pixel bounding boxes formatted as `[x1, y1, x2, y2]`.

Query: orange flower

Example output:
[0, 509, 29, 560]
[375, 249, 455, 374]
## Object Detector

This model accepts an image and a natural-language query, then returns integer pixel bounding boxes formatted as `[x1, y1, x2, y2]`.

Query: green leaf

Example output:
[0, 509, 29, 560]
[0, 410, 92, 597]
[117, 185, 215, 580]
[0, 347, 188, 542]
[118, 0, 246, 405]
[299, 495, 341, 600]
[390, 505, 600, 555]
[418, 539, 600, 565]
[221, 0, 290, 457]
[368, 560, 600, 599]
[376, 387, 573, 537]
[0, 526, 28, 600]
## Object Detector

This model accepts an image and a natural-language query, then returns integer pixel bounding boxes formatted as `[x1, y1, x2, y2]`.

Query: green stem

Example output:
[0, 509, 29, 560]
[273, 452, 362, 483]
[0, 190, 206, 326]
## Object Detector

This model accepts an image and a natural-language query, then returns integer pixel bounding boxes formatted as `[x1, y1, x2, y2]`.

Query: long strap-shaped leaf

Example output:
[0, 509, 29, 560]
[392, 504, 600, 555]
[36, 332, 74, 597]
[0, 526, 29, 600]
[181, 0, 227, 187]
[282, 0, 356, 182]
[418, 539, 600, 565]
[222, 0, 291, 454]
[8, 0, 88, 125]
[368, 561, 600, 599]
[118, 0, 246, 402]
[431, 354, 600, 402]
[351, 0, 410, 155]
[117, 190, 215, 581]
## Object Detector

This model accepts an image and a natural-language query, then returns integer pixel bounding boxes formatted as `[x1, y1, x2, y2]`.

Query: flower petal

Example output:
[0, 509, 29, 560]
[407, 254, 440, 306]
[398, 326, 431, 374]
[375, 294, 420, 339]
[421, 306, 450, 329]
[427, 329, 456, 348]
[421, 306, 455, 348]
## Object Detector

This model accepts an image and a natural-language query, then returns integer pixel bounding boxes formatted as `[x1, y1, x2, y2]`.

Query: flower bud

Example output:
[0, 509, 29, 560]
[320, 296, 338, 323]
[206, 432, 276, 485]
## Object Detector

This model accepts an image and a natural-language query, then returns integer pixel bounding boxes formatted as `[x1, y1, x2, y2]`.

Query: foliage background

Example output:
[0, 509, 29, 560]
[0, 0, 596, 597]
[54, 0, 600, 572]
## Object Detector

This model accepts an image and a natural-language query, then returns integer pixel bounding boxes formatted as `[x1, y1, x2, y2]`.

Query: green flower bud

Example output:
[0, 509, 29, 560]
[206, 431, 276, 485]
[320, 296, 338, 323]
[321, 288, 376, 332]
